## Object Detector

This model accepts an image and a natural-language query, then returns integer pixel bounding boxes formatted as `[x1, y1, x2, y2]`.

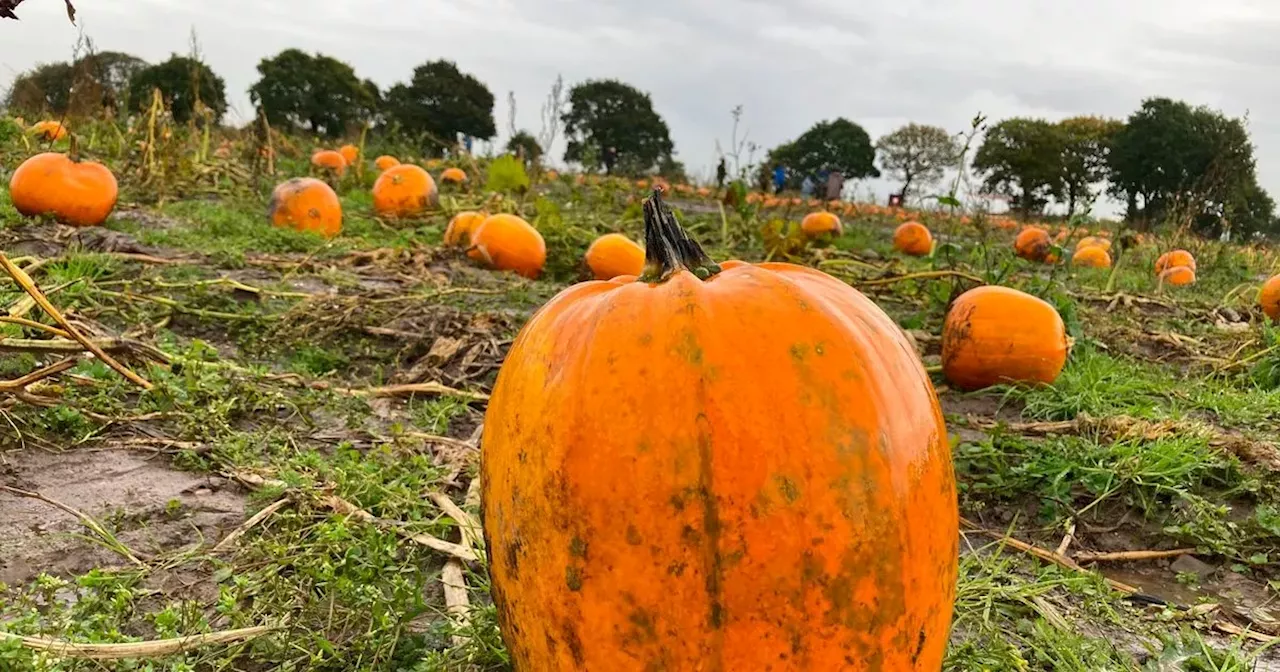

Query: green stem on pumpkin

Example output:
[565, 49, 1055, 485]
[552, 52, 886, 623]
[639, 189, 722, 283]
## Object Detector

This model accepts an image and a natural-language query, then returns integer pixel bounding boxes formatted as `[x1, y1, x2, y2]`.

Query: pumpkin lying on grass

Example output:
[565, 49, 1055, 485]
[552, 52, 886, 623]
[372, 164, 438, 218]
[444, 211, 487, 247]
[374, 155, 400, 172]
[799, 211, 841, 237]
[338, 144, 359, 165]
[29, 120, 67, 142]
[1014, 226, 1053, 262]
[482, 189, 958, 671]
[893, 221, 933, 256]
[268, 177, 342, 238]
[1071, 245, 1111, 269]
[9, 150, 118, 227]
[942, 285, 1069, 391]
[1155, 249, 1196, 274]
[1159, 266, 1196, 287]
[467, 214, 545, 279]
[1261, 274, 1280, 321]
[440, 167, 468, 184]
[311, 149, 347, 177]
[583, 232, 644, 280]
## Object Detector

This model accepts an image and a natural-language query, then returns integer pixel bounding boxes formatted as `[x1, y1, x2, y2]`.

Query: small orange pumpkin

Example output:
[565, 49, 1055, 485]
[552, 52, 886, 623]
[444, 211, 487, 247]
[545, 170, 560, 180]
[1014, 226, 1053, 262]
[1159, 266, 1196, 287]
[584, 233, 645, 280]
[893, 221, 933, 256]
[9, 152, 118, 227]
[441, 167, 468, 184]
[338, 144, 359, 164]
[467, 214, 546, 279]
[374, 155, 400, 172]
[1071, 245, 1111, 268]
[29, 120, 68, 141]
[372, 164, 438, 218]
[942, 285, 1069, 391]
[483, 190, 958, 671]
[311, 149, 348, 176]
[1260, 274, 1280, 321]
[268, 177, 342, 238]
[800, 211, 842, 236]
[1077, 235, 1111, 252]
[1155, 249, 1196, 274]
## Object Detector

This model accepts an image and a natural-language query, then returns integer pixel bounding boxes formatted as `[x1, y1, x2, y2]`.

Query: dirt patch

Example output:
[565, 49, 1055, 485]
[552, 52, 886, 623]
[0, 446, 247, 587]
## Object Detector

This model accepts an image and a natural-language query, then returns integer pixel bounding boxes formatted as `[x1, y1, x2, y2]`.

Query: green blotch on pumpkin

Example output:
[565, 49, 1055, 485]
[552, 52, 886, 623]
[565, 565, 584, 592]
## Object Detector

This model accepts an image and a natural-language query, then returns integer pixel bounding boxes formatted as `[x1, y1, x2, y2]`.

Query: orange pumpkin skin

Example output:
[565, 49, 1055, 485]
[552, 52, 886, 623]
[374, 155, 400, 171]
[1014, 226, 1053, 262]
[9, 152, 118, 227]
[1159, 266, 1196, 287]
[311, 150, 347, 176]
[1071, 245, 1111, 268]
[893, 221, 933, 256]
[467, 214, 546, 279]
[1155, 249, 1196, 274]
[1076, 236, 1111, 252]
[444, 211, 487, 247]
[800, 211, 842, 236]
[584, 233, 644, 280]
[268, 177, 342, 238]
[1260, 274, 1280, 321]
[338, 144, 359, 164]
[372, 164, 439, 218]
[942, 285, 1068, 391]
[29, 120, 68, 141]
[441, 167, 468, 184]
[483, 193, 958, 671]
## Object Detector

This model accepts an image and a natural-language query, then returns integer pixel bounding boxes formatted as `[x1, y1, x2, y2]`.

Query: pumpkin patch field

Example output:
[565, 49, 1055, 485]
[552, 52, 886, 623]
[3, 122, 1280, 672]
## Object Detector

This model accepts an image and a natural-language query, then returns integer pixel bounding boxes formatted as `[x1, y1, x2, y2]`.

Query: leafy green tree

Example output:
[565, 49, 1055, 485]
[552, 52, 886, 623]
[768, 118, 879, 189]
[128, 55, 227, 123]
[5, 51, 146, 116]
[972, 118, 1065, 217]
[1056, 116, 1122, 216]
[875, 123, 958, 201]
[506, 130, 542, 163]
[249, 49, 378, 138]
[562, 79, 673, 175]
[384, 60, 495, 155]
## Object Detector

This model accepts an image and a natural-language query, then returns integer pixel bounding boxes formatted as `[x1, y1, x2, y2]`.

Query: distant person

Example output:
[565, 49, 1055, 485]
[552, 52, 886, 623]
[825, 170, 844, 201]
[463, 135, 473, 154]
[801, 175, 815, 197]
[603, 146, 618, 175]
[773, 165, 786, 193]
[716, 157, 727, 189]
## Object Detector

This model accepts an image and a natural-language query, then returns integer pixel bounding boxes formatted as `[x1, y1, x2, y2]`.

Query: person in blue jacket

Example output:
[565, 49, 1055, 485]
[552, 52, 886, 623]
[773, 165, 786, 193]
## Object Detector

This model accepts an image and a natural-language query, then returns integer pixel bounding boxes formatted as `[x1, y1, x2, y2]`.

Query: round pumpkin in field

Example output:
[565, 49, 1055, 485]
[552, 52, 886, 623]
[800, 211, 842, 237]
[29, 120, 67, 141]
[1076, 236, 1111, 252]
[372, 164, 438, 218]
[338, 144, 359, 164]
[311, 149, 347, 176]
[584, 232, 644, 280]
[467, 214, 545, 279]
[444, 211, 487, 247]
[482, 190, 958, 671]
[440, 167, 468, 184]
[1260, 274, 1280, 321]
[9, 152, 118, 227]
[374, 155, 400, 172]
[1014, 226, 1053, 262]
[1159, 266, 1196, 287]
[268, 177, 342, 238]
[1072, 245, 1111, 268]
[1155, 249, 1196, 274]
[893, 221, 933, 256]
[942, 285, 1069, 391]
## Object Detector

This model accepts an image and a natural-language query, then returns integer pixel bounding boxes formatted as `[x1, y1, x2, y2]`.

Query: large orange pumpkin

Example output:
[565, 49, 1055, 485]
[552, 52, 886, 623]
[584, 232, 644, 280]
[1155, 249, 1196, 274]
[374, 155, 400, 172]
[482, 190, 958, 671]
[1076, 236, 1111, 252]
[311, 149, 347, 176]
[942, 285, 1069, 391]
[1260, 274, 1280, 321]
[338, 144, 359, 164]
[1014, 226, 1053, 262]
[800, 211, 842, 236]
[1159, 266, 1196, 287]
[9, 152, 118, 227]
[1071, 245, 1111, 268]
[893, 221, 933, 256]
[444, 211, 488, 247]
[440, 167, 468, 184]
[29, 120, 68, 141]
[467, 214, 546, 279]
[372, 164, 438, 218]
[268, 177, 342, 238]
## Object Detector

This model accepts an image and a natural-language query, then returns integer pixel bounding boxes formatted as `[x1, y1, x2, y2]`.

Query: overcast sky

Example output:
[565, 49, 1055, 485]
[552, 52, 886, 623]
[3, 0, 1279, 214]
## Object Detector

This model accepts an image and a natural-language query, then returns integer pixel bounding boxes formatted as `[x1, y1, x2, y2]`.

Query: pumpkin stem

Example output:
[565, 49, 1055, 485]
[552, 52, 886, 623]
[640, 189, 721, 282]
[68, 133, 80, 162]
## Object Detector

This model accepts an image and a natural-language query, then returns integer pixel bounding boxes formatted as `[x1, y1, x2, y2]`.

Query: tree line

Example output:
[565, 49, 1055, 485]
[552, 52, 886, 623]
[4, 48, 1275, 237]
